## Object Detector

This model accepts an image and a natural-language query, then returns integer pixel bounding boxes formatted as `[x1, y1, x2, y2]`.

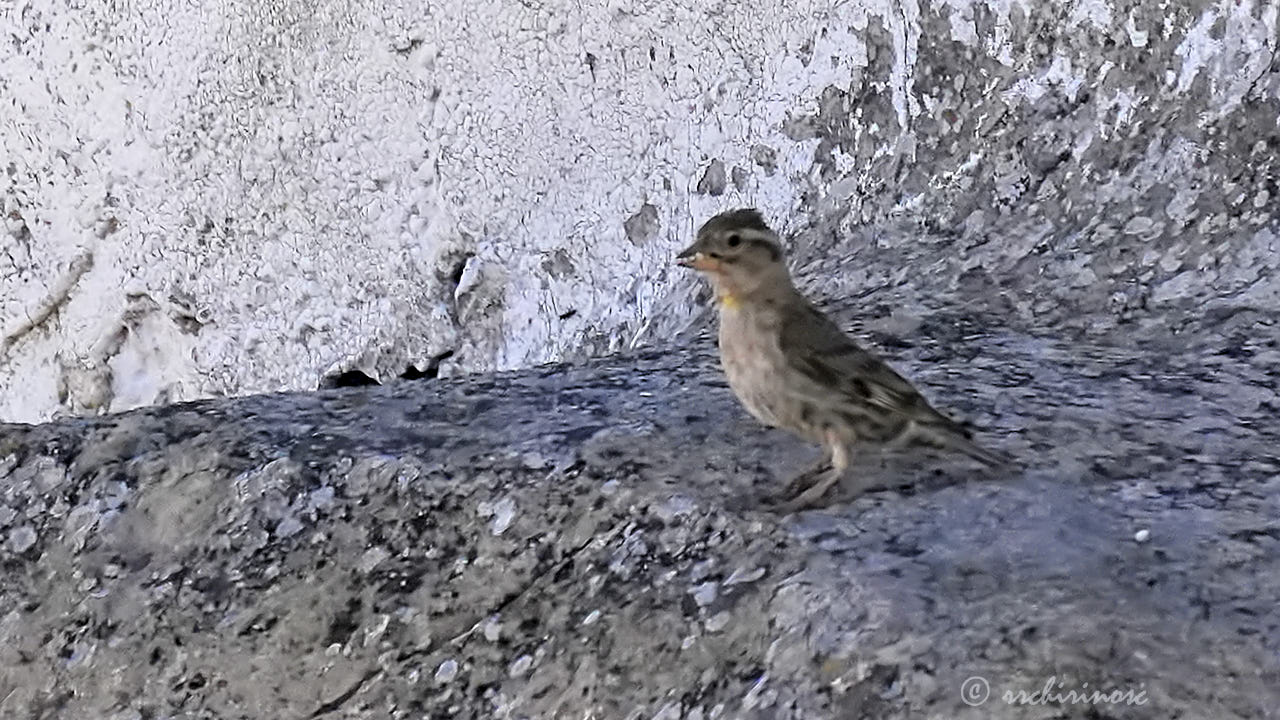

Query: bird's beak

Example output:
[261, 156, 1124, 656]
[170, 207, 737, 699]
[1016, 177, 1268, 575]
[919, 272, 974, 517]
[676, 246, 719, 272]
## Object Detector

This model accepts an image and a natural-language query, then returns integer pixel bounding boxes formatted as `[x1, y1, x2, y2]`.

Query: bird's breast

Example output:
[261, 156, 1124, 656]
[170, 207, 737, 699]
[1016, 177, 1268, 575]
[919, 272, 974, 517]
[717, 307, 793, 429]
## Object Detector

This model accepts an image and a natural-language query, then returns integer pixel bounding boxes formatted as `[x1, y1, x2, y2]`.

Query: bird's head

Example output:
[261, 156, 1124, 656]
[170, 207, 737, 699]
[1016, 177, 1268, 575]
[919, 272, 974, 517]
[676, 208, 790, 304]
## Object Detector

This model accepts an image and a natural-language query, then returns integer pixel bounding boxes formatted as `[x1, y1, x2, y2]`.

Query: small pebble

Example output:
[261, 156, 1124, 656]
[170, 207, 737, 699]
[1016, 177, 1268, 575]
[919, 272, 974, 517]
[705, 611, 731, 633]
[308, 486, 336, 510]
[358, 546, 389, 573]
[689, 559, 717, 582]
[508, 654, 533, 678]
[478, 497, 517, 535]
[1134, 529, 1150, 543]
[435, 659, 459, 683]
[274, 515, 303, 538]
[723, 566, 766, 586]
[522, 452, 549, 470]
[8, 525, 36, 553]
[690, 582, 718, 607]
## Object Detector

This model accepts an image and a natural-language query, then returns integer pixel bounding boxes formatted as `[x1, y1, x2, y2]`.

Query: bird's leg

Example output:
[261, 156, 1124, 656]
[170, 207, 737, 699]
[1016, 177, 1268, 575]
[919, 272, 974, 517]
[871, 422, 916, 469]
[770, 437, 850, 513]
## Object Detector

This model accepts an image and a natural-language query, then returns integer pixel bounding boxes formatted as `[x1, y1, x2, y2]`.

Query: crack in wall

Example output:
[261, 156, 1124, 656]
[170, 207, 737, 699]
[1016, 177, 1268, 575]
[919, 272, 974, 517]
[0, 251, 93, 359]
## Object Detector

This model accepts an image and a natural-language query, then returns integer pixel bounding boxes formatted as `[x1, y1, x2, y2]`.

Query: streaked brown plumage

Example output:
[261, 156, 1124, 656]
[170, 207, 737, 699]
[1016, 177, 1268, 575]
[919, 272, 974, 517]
[676, 208, 1011, 511]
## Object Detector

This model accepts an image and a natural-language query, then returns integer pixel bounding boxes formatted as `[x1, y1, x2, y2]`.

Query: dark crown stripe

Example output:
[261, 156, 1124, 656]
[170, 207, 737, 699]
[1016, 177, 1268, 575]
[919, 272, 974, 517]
[698, 207, 771, 236]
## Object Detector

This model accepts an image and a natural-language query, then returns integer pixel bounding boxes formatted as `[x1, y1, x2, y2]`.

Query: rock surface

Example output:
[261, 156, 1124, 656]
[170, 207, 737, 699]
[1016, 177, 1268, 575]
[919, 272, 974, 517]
[4, 0, 1280, 715]
[4, 0, 1279, 422]
[3, 291, 1279, 718]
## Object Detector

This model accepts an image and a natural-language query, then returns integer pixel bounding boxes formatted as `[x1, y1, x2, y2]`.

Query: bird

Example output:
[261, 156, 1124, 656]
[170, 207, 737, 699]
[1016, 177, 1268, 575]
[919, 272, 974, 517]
[675, 208, 1012, 512]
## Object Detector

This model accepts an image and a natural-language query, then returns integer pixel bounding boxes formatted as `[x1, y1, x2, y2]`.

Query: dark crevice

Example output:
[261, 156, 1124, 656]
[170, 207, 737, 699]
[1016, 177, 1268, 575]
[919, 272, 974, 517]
[309, 668, 381, 718]
[449, 255, 472, 287]
[324, 596, 364, 646]
[399, 365, 431, 381]
[401, 350, 455, 381]
[320, 369, 380, 389]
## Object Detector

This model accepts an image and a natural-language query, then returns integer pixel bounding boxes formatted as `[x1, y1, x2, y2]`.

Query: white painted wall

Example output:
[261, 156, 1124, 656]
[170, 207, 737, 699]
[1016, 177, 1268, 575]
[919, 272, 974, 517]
[3, 0, 1277, 422]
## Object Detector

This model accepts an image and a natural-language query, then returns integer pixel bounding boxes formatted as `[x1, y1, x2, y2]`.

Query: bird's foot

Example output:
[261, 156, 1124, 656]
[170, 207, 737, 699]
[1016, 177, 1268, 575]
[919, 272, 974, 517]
[752, 462, 828, 511]
[764, 485, 835, 513]
[780, 462, 829, 496]
[765, 467, 846, 514]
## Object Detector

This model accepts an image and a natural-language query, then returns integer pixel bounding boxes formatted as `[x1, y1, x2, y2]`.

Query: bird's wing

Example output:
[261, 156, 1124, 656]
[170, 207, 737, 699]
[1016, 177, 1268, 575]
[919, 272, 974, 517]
[778, 301, 956, 427]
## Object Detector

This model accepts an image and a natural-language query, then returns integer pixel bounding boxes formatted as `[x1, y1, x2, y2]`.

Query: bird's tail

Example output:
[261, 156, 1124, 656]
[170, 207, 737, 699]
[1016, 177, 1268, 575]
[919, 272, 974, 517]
[922, 423, 1016, 469]
[954, 436, 1016, 469]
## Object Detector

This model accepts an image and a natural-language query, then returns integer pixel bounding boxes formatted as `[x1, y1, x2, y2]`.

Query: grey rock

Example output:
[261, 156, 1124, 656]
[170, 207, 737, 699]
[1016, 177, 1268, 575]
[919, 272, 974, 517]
[690, 581, 718, 607]
[1, 307, 1279, 717]
[434, 658, 459, 684]
[7, 524, 36, 553]
[507, 654, 533, 678]
[750, 144, 778, 175]
[697, 159, 728, 196]
[624, 203, 661, 246]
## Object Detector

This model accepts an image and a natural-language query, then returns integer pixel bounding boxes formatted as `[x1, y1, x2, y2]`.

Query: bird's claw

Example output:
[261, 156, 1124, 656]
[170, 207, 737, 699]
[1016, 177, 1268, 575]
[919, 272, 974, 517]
[781, 462, 829, 494]
[762, 482, 833, 514]
[762, 493, 818, 514]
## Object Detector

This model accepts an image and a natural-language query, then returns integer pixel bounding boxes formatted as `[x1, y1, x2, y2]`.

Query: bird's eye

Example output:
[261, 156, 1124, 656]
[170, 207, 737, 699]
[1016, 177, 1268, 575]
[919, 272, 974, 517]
[726, 234, 742, 247]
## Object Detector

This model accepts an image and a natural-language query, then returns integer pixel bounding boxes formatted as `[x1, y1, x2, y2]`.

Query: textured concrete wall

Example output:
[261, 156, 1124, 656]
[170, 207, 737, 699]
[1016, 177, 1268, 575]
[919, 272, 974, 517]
[3, 0, 1279, 422]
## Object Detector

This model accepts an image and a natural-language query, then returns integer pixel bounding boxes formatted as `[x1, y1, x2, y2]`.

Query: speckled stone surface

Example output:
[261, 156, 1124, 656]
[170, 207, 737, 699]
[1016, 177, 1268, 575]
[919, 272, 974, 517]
[3, 288, 1279, 718]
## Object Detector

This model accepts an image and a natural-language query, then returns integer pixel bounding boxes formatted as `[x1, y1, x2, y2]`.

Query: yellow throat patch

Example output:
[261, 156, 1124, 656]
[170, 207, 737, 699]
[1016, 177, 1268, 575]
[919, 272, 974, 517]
[717, 294, 741, 311]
